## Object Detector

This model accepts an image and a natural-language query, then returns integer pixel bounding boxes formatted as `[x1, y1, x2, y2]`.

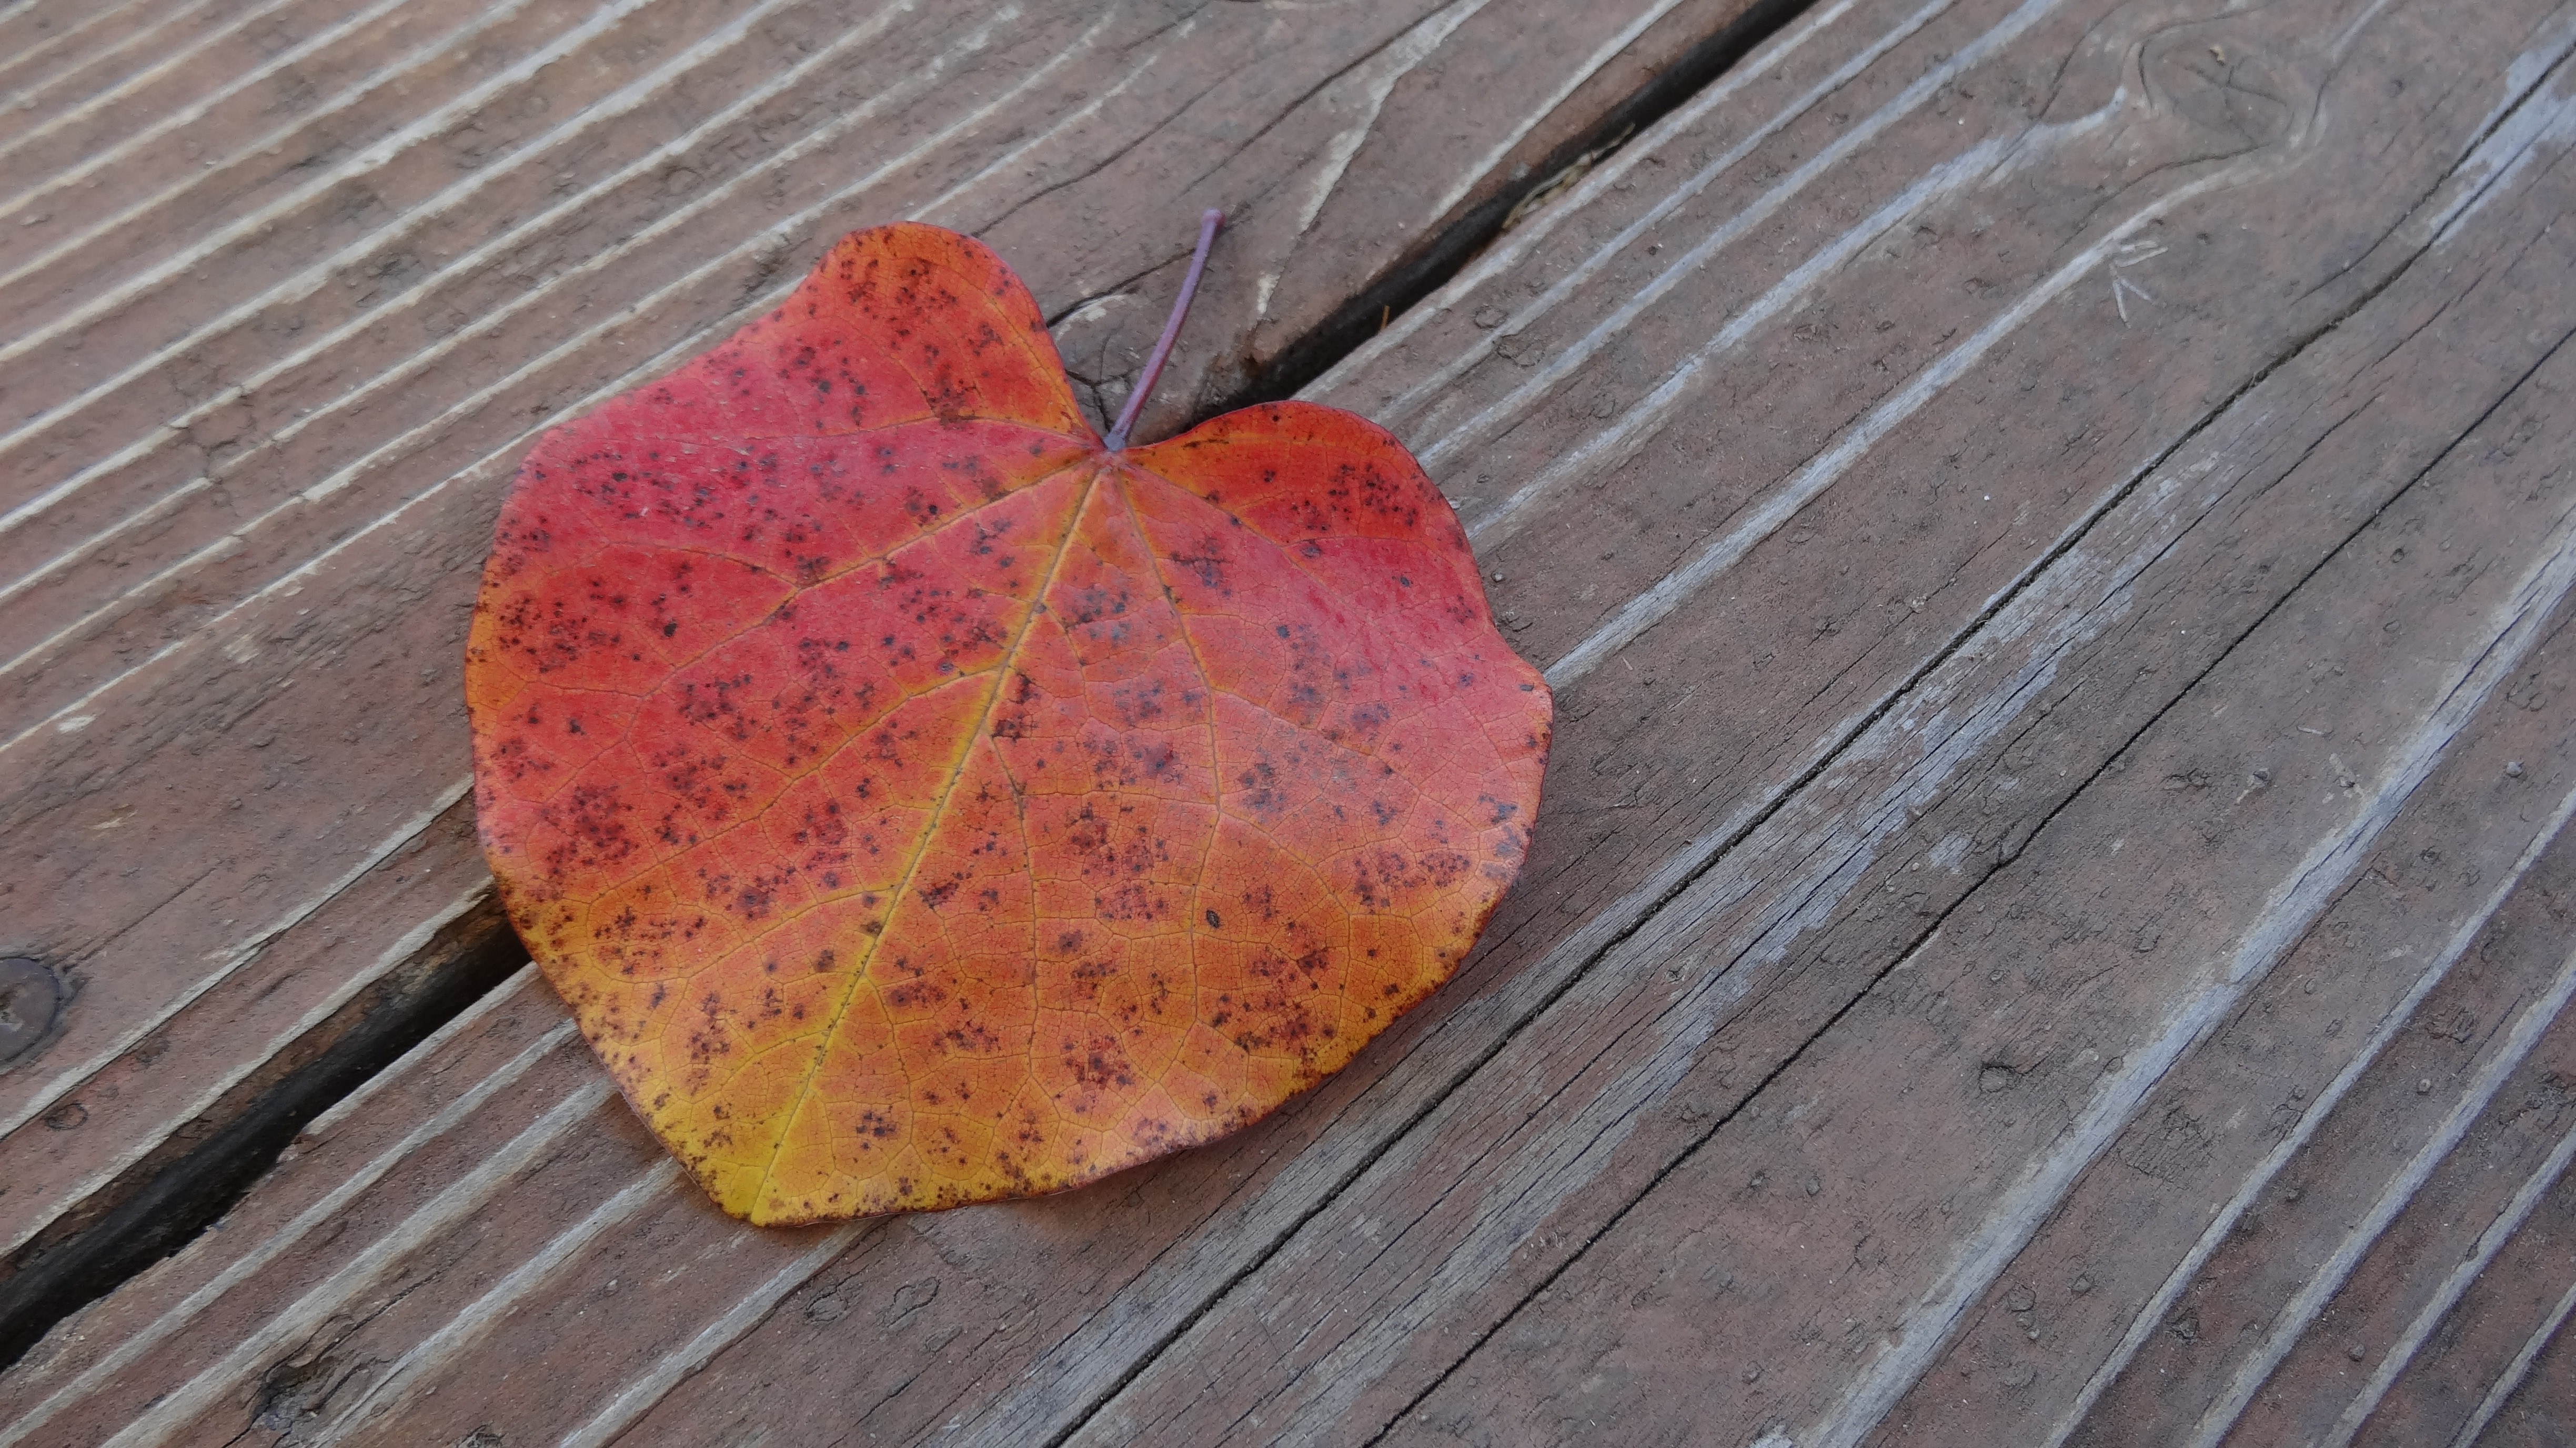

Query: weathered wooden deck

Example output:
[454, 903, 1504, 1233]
[4, 0, 2575, 1442]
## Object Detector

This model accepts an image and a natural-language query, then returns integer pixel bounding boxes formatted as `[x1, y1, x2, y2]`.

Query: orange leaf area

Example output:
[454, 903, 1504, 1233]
[466, 224, 1551, 1223]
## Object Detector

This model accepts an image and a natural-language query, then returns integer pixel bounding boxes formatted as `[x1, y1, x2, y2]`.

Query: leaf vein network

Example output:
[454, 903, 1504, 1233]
[746, 458, 1108, 1200]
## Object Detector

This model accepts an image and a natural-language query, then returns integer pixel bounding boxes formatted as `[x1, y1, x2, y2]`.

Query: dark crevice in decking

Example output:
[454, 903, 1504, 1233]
[0, 899, 526, 1374]
[1184, 0, 1824, 427]
[996, 7, 1856, 1444]
[0, 0, 1838, 1392]
[983, 25, 1245, 242]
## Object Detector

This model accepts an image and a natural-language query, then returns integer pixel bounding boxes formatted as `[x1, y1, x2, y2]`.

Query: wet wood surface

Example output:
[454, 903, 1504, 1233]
[6, 0, 2576, 1444]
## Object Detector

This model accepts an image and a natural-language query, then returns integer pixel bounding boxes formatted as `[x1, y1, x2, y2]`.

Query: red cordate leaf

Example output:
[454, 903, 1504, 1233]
[465, 221, 1551, 1224]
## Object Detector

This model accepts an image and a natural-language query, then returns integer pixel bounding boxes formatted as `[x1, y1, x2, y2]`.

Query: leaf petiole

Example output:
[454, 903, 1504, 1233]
[1103, 207, 1223, 451]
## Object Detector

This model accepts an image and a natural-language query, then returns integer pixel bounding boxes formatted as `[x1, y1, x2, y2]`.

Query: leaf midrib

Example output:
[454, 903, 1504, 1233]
[747, 451, 1106, 1206]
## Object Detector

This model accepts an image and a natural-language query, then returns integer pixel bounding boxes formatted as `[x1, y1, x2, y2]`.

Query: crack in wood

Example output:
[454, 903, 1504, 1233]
[0, 897, 524, 1372]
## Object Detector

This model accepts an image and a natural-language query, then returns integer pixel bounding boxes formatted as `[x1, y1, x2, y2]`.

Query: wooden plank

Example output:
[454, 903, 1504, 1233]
[0, 800, 521, 1373]
[15, 1, 2576, 1445]
[1959, 728, 2576, 1447]
[1064, 5, 2576, 1440]
[2221, 981, 2576, 1448]
[1404, 548, 2576, 1447]
[1378, 343, 2576, 1442]
[0, 0, 1789, 1359]
[1870, 595, 2576, 1448]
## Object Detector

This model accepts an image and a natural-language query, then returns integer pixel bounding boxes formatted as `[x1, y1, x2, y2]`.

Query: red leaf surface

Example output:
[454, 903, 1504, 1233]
[465, 224, 1551, 1223]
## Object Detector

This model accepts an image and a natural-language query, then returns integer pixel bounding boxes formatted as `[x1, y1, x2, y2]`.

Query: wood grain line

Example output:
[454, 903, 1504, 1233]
[0, 0, 417, 224]
[0, 1011, 580, 1448]
[0, 0, 179, 105]
[2444, 1272, 2576, 1448]
[0, 0, 655, 371]
[2037, 772, 2576, 1447]
[1264, 0, 1496, 309]
[303, 968, 560, 1139]
[1803, 476, 2576, 1448]
[1415, 0, 1697, 227]
[0, 0, 869, 537]
[2420, 24, 2576, 244]
[83, 1079, 616, 1448]
[1540, 117, 2325, 689]
[556, 1223, 871, 1448]
[1413, 0, 1984, 473]
[2325, 1102, 2576, 1447]
[318, 1159, 686, 1442]
[912, 10, 1183, 225]
[1472, 138, 1989, 551]
[0, 778, 472, 1158]
[2179, 944, 2576, 1444]
[1322, 0, 1888, 420]
[0, 0, 283, 166]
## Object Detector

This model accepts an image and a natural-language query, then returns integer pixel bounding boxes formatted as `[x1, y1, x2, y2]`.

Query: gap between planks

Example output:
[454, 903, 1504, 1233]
[5, 0, 1916, 1412]
[10, 0, 2534, 1422]
[85, 0, 2555, 1432]
[0, 0, 1838, 1383]
[25, 0, 2576, 1432]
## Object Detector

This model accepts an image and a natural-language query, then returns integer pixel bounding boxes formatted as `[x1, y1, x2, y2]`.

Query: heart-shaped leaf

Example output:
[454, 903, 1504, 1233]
[466, 223, 1550, 1223]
